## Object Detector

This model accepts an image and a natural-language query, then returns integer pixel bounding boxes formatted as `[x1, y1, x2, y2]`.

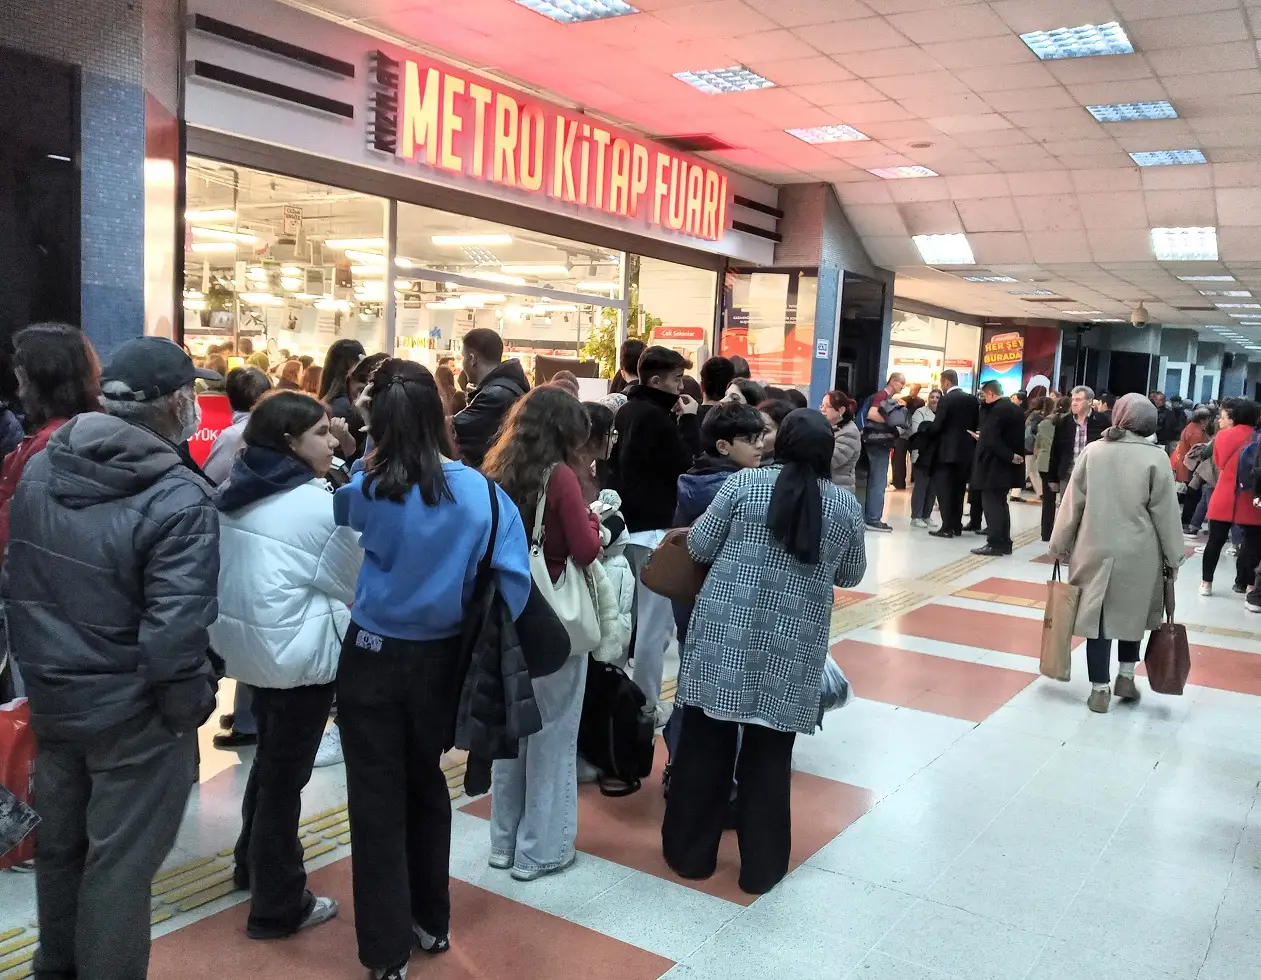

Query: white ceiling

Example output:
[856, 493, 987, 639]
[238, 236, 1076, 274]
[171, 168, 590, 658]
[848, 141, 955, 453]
[282, 0, 1261, 346]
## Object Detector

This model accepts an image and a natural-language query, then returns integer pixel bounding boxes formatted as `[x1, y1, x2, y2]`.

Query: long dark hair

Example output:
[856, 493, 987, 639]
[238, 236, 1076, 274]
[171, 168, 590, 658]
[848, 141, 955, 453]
[242, 390, 328, 460]
[768, 410, 835, 565]
[13, 322, 101, 430]
[483, 386, 590, 520]
[319, 338, 365, 401]
[362, 359, 454, 505]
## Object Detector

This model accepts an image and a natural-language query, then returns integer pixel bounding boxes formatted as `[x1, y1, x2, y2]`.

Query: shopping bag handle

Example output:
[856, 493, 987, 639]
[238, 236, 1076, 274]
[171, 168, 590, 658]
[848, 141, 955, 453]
[1052, 560, 1063, 582]
[1163, 567, 1176, 625]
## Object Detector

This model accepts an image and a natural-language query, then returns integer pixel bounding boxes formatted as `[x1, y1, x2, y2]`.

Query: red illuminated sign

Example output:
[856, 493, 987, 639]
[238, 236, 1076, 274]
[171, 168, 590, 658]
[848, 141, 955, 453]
[367, 52, 731, 243]
[654, 326, 706, 342]
[190, 394, 232, 467]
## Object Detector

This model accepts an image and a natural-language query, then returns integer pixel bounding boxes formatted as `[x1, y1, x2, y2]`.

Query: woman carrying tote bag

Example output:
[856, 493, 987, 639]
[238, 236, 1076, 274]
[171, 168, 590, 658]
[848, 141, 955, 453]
[483, 387, 603, 881]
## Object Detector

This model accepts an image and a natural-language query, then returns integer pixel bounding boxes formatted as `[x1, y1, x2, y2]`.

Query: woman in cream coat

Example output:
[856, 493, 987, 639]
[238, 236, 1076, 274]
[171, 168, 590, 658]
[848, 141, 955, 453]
[1049, 393, 1184, 713]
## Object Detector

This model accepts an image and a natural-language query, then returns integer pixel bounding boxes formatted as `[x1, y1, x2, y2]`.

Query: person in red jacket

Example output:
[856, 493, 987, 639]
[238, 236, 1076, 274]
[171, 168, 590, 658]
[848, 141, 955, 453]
[1200, 399, 1261, 596]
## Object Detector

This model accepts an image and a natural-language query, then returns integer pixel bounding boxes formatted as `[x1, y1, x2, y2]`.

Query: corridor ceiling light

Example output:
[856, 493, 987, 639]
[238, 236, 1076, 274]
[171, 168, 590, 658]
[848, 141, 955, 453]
[190, 241, 237, 253]
[191, 227, 257, 244]
[673, 66, 775, 95]
[511, 0, 638, 23]
[1129, 150, 1207, 167]
[963, 276, 1018, 283]
[1061, 310, 1104, 315]
[1178, 275, 1234, 282]
[1010, 288, 1055, 295]
[869, 166, 938, 179]
[912, 234, 975, 265]
[1152, 227, 1218, 261]
[1020, 21, 1134, 60]
[280, 277, 303, 290]
[1229, 312, 1258, 318]
[1088, 101, 1177, 122]
[499, 264, 569, 276]
[280, 265, 303, 276]
[456, 271, 528, 285]
[1216, 302, 1261, 309]
[344, 249, 386, 265]
[1089, 318, 1126, 322]
[246, 267, 268, 281]
[787, 124, 869, 144]
[1200, 290, 1252, 297]
[324, 237, 386, 250]
[431, 233, 513, 246]
[186, 208, 237, 222]
[394, 279, 415, 291]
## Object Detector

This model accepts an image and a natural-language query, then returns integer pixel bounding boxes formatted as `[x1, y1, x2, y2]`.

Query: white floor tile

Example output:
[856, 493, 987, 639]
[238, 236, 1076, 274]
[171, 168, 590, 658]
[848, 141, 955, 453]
[748, 866, 918, 949]
[875, 899, 1048, 980]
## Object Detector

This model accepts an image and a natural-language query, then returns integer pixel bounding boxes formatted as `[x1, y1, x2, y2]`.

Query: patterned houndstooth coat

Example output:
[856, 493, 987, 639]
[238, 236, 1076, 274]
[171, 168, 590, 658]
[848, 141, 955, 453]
[679, 466, 867, 735]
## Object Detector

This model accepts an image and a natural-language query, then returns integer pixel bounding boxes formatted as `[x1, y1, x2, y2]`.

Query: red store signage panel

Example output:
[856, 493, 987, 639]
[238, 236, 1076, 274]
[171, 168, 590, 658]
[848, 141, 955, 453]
[368, 53, 731, 244]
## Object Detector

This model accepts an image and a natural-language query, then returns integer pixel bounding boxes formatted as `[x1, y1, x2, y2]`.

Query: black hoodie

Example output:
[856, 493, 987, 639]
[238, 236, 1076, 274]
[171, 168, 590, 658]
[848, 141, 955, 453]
[607, 382, 701, 532]
[215, 446, 316, 513]
[452, 359, 531, 467]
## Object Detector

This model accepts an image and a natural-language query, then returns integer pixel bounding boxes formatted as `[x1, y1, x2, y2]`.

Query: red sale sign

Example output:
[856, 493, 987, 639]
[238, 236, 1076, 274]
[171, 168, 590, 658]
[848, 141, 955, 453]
[190, 394, 232, 466]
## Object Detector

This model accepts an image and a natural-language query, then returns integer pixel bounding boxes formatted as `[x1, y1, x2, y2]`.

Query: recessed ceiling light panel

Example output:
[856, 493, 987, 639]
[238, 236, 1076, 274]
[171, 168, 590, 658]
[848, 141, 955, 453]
[674, 66, 775, 94]
[511, 0, 638, 22]
[1010, 289, 1055, 296]
[868, 166, 938, 179]
[1088, 101, 1177, 122]
[913, 234, 975, 265]
[1151, 226, 1218, 261]
[1200, 290, 1252, 297]
[1216, 303, 1261, 309]
[1020, 21, 1134, 60]
[787, 124, 868, 143]
[1129, 149, 1206, 167]
[964, 276, 1019, 283]
[1061, 310, 1104, 315]
[1179, 275, 1235, 282]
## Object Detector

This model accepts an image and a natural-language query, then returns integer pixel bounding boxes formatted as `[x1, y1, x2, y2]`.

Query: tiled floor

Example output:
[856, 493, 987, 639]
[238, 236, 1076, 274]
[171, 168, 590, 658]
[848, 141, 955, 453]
[4, 491, 1261, 979]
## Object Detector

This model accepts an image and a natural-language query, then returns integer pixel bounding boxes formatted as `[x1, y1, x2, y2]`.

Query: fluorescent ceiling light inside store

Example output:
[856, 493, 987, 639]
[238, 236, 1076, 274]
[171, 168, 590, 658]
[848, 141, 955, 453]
[913, 234, 975, 265]
[315, 298, 351, 311]
[1088, 101, 1177, 122]
[1020, 21, 1133, 60]
[431, 234, 513, 247]
[190, 241, 237, 253]
[1010, 289, 1054, 296]
[786, 124, 868, 144]
[869, 166, 937, 179]
[192, 227, 257, 244]
[345, 249, 386, 265]
[239, 292, 282, 305]
[673, 66, 775, 95]
[186, 208, 236, 222]
[499, 264, 569, 276]
[325, 238, 386, 250]
[1129, 150, 1207, 167]
[350, 265, 385, 276]
[577, 281, 619, 291]
[511, 0, 637, 23]
[964, 276, 1018, 283]
[1179, 275, 1234, 282]
[1152, 227, 1218, 261]
[1229, 313, 1257, 318]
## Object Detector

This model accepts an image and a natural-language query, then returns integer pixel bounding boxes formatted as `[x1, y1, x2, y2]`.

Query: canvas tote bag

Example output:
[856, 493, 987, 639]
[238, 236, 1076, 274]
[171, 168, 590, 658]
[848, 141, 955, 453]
[1145, 572, 1191, 695]
[1039, 560, 1080, 682]
[529, 468, 601, 657]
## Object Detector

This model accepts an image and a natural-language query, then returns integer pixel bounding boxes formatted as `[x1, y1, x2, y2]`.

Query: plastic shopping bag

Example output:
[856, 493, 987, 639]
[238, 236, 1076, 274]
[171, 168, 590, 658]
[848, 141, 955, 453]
[0, 698, 36, 868]
[816, 657, 851, 728]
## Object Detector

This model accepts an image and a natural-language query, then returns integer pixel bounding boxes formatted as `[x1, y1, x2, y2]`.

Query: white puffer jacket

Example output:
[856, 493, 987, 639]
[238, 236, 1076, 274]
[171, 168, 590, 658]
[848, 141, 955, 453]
[210, 480, 362, 689]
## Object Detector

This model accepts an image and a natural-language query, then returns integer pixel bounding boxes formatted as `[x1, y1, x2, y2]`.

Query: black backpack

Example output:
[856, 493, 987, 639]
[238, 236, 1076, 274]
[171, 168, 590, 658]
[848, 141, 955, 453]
[577, 658, 655, 796]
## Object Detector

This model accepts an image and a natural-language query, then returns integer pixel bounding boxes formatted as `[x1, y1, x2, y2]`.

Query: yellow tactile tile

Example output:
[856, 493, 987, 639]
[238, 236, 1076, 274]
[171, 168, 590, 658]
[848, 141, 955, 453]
[0, 948, 34, 973]
[176, 880, 237, 913]
[302, 841, 336, 862]
[0, 935, 36, 959]
[152, 855, 215, 884]
[157, 868, 237, 905]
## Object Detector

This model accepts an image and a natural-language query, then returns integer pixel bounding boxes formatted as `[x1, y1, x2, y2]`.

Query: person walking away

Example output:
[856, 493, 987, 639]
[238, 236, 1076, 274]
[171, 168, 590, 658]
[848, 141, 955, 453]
[1172, 407, 1213, 530]
[698, 356, 735, 426]
[608, 338, 646, 395]
[1049, 394, 1184, 712]
[1022, 396, 1048, 500]
[333, 361, 532, 980]
[970, 381, 1025, 556]
[908, 388, 941, 527]
[2, 338, 221, 980]
[891, 383, 924, 492]
[211, 391, 363, 938]
[1199, 399, 1261, 597]
[1045, 385, 1108, 528]
[928, 369, 980, 538]
[858, 373, 907, 532]
[606, 346, 700, 720]
[662, 409, 867, 894]
[820, 390, 860, 493]
[1035, 396, 1071, 541]
[452, 328, 530, 467]
[482, 388, 601, 880]
[204, 367, 273, 486]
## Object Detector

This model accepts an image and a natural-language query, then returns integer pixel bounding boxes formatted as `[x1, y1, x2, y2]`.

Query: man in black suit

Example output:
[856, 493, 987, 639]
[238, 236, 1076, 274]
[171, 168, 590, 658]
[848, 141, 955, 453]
[971, 380, 1026, 556]
[928, 369, 981, 537]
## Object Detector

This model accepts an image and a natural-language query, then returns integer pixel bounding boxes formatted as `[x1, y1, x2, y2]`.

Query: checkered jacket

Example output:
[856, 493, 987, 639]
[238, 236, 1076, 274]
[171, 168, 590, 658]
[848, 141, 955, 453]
[678, 466, 867, 734]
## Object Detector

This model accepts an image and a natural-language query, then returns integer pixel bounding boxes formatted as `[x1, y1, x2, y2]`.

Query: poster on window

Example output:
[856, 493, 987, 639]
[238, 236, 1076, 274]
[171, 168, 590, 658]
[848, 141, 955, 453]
[980, 331, 1024, 394]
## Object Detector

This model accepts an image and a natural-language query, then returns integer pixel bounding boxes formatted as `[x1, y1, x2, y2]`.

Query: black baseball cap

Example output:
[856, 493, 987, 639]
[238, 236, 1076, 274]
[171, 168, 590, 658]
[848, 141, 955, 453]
[100, 337, 222, 402]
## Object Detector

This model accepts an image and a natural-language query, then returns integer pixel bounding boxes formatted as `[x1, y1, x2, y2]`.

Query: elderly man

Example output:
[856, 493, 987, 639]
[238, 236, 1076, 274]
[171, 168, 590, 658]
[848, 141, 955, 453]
[3, 337, 221, 980]
[859, 372, 908, 532]
[1045, 384, 1110, 540]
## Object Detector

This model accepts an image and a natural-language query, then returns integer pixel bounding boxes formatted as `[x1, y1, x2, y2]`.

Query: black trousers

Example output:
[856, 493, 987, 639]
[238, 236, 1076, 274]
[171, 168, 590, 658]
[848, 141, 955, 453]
[1180, 485, 1202, 526]
[968, 485, 984, 531]
[662, 705, 796, 896]
[337, 625, 462, 972]
[891, 437, 909, 490]
[1086, 638, 1140, 685]
[234, 681, 336, 938]
[981, 489, 1013, 552]
[1040, 473, 1056, 541]
[932, 463, 969, 534]
[1201, 520, 1261, 588]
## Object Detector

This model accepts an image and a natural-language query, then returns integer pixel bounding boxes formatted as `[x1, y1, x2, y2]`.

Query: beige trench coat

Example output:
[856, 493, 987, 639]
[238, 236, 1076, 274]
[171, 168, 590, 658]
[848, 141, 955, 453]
[1048, 432, 1185, 641]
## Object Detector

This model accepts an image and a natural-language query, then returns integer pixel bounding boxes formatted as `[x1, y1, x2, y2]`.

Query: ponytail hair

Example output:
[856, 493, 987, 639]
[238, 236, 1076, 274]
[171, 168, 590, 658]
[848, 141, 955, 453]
[362, 359, 455, 505]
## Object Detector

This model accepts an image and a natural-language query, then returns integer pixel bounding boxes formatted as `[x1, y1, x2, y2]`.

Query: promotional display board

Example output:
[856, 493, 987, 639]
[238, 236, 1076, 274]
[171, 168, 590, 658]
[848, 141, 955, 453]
[980, 331, 1025, 394]
[190, 393, 233, 466]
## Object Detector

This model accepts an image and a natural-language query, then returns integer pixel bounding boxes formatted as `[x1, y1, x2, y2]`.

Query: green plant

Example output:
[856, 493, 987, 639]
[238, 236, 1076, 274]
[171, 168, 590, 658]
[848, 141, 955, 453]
[581, 303, 659, 377]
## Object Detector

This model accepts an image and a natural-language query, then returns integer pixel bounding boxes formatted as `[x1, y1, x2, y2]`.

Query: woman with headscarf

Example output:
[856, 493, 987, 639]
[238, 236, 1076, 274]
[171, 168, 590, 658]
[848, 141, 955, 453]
[1049, 393, 1184, 714]
[662, 409, 867, 895]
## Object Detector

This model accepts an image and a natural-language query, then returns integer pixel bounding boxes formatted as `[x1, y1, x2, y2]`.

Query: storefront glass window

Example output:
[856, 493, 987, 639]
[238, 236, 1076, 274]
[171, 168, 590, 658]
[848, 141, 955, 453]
[887, 308, 982, 393]
[636, 257, 718, 374]
[719, 270, 816, 389]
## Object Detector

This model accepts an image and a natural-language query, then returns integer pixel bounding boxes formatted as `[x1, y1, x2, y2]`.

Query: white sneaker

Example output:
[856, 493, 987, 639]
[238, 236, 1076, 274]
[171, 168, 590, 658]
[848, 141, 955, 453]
[925, 518, 940, 529]
[1228, 545, 1238, 557]
[652, 701, 673, 730]
[910, 518, 927, 528]
[298, 896, 338, 932]
[314, 726, 343, 767]
[1200, 582, 1212, 597]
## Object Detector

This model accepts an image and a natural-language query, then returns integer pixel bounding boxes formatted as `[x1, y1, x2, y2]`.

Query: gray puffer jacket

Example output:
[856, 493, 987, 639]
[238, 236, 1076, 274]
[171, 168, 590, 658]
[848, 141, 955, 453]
[2, 413, 220, 740]
[831, 420, 861, 491]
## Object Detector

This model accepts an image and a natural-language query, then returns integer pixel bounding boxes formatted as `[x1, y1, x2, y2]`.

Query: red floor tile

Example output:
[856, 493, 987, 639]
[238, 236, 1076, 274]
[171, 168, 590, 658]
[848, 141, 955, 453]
[831, 640, 1036, 722]
[463, 739, 874, 907]
[960, 577, 1049, 603]
[1138, 641, 1261, 697]
[149, 857, 673, 980]
[881, 603, 1044, 659]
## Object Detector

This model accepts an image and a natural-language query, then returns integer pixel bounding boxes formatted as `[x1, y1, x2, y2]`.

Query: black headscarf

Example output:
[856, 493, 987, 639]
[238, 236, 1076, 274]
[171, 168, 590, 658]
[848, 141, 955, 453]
[767, 409, 834, 565]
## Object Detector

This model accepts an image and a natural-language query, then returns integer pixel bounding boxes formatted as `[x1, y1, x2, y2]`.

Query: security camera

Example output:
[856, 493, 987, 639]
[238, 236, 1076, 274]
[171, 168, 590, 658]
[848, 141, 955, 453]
[1130, 303, 1151, 328]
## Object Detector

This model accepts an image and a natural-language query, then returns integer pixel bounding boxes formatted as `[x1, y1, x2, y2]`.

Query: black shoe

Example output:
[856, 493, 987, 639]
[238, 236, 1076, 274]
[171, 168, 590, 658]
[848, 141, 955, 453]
[971, 545, 1012, 557]
[413, 923, 450, 955]
[212, 730, 258, 749]
[1233, 582, 1248, 594]
[219, 713, 234, 731]
[929, 529, 957, 539]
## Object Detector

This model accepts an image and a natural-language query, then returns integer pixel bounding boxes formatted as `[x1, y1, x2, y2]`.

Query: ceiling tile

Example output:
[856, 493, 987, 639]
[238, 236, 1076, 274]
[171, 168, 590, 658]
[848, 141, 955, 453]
[1071, 168, 1144, 193]
[1065, 79, 1171, 106]
[743, 55, 854, 85]
[720, 28, 823, 62]
[830, 100, 918, 123]
[1078, 191, 1149, 229]
[1128, 10, 1251, 50]
[1162, 71, 1261, 100]
[836, 181, 895, 205]
[858, 119, 946, 140]
[1141, 165, 1214, 192]
[1218, 226, 1261, 263]
[885, 4, 1010, 44]
[1026, 230, 1094, 264]
[723, 87, 828, 124]
[1143, 189, 1217, 227]
[885, 177, 953, 202]
[920, 35, 1036, 69]
[983, 87, 1080, 112]
[744, 0, 874, 28]
[1046, 53, 1154, 84]
[863, 0, 978, 12]
[946, 173, 1013, 199]
[969, 232, 1034, 264]
[809, 17, 911, 54]
[1144, 42, 1260, 77]
[864, 235, 922, 265]
[836, 46, 946, 78]
[1087, 229, 1153, 263]
[929, 113, 1014, 135]
[1052, 138, 1124, 158]
[988, 0, 1120, 35]
[791, 79, 888, 106]
[952, 129, 1035, 148]
[652, 1, 779, 38]
[1014, 194, 1084, 232]
[898, 200, 964, 235]
[957, 197, 1023, 232]
[871, 71, 971, 100]
[1216, 188, 1261, 225]
[978, 144, 1065, 168]
[955, 62, 1060, 93]
[899, 92, 993, 117]
[844, 203, 911, 236]
[1212, 162, 1261, 188]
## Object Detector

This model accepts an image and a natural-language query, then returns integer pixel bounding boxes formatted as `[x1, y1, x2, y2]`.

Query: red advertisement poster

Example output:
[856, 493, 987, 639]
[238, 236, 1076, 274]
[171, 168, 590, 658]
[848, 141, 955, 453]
[190, 394, 232, 466]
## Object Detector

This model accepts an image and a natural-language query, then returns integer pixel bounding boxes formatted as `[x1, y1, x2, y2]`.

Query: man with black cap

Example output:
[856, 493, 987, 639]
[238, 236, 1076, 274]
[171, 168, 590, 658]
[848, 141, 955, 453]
[2, 337, 222, 980]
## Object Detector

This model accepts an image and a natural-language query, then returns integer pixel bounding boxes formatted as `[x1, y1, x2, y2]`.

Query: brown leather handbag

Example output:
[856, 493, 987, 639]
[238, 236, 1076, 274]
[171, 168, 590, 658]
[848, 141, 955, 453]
[1144, 572, 1191, 695]
[640, 528, 708, 604]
